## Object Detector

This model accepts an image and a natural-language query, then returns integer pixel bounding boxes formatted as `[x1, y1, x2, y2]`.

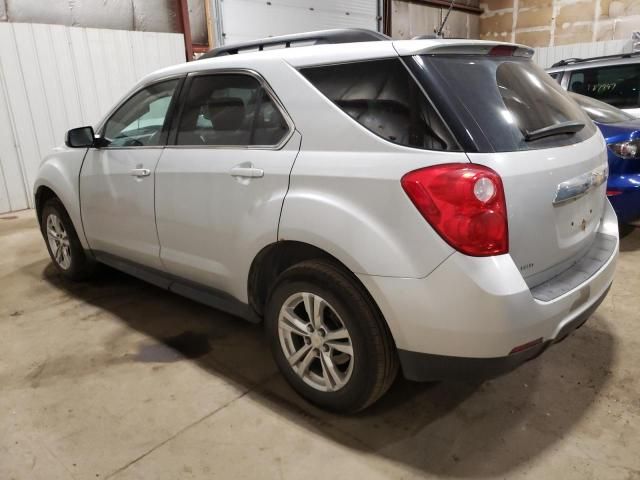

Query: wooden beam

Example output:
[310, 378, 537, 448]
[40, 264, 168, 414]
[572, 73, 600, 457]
[383, 0, 392, 36]
[176, 0, 194, 61]
[193, 44, 209, 54]
[205, 0, 215, 50]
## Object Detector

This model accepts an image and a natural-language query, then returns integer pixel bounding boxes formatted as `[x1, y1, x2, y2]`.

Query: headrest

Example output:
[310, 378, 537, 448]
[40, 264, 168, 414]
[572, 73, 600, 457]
[207, 97, 245, 131]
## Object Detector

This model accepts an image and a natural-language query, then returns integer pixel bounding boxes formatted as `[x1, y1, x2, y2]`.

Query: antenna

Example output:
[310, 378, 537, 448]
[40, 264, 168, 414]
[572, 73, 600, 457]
[436, 0, 456, 37]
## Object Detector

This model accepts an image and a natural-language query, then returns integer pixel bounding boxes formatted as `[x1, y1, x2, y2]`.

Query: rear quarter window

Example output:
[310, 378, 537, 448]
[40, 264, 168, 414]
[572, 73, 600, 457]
[568, 63, 640, 109]
[300, 59, 459, 151]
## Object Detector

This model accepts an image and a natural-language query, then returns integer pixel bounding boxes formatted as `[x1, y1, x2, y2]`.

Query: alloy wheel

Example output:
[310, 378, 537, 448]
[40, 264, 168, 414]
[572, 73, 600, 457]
[46, 213, 72, 270]
[278, 292, 354, 392]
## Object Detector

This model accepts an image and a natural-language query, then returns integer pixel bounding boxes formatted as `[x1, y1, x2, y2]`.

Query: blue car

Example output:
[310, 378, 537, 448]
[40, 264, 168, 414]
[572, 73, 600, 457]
[570, 92, 640, 236]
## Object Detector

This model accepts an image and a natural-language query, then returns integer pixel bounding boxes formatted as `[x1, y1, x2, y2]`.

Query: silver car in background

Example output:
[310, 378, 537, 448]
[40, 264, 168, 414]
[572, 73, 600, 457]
[547, 52, 640, 117]
[34, 30, 618, 412]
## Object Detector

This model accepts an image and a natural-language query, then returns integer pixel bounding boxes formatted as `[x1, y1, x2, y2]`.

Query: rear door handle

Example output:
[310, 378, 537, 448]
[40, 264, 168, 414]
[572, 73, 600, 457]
[229, 166, 264, 178]
[130, 168, 151, 177]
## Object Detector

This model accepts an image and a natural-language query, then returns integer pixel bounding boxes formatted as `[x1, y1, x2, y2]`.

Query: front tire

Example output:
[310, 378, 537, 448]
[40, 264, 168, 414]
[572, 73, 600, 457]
[265, 259, 398, 413]
[41, 198, 95, 281]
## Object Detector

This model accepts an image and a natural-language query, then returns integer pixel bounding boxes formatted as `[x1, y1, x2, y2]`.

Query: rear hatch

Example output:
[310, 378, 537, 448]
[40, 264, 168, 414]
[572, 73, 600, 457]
[406, 48, 608, 286]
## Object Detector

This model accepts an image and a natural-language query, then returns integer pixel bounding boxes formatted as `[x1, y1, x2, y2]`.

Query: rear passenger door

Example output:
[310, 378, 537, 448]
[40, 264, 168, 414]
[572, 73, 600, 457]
[155, 71, 300, 300]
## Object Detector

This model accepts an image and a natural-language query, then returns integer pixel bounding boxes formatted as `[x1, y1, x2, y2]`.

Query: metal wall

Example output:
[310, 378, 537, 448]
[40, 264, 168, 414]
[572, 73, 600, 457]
[533, 39, 632, 68]
[217, 0, 380, 44]
[391, 0, 480, 40]
[0, 23, 184, 214]
[0, 0, 207, 44]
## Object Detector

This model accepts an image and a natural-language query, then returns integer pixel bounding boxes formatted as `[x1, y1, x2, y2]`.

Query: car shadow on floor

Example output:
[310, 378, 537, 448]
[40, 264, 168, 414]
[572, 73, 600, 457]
[620, 227, 640, 252]
[40, 262, 616, 478]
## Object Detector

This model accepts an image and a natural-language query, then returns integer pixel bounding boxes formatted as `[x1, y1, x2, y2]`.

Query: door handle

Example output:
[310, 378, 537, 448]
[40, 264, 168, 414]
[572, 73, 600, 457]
[229, 166, 264, 178]
[130, 168, 151, 177]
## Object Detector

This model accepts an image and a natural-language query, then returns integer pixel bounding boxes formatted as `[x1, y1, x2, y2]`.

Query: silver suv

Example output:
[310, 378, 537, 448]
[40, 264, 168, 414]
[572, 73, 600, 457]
[547, 52, 640, 117]
[35, 29, 618, 412]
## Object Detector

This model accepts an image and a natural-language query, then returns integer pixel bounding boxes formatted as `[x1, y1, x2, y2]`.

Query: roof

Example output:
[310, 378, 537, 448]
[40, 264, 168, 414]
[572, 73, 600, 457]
[139, 32, 532, 87]
[200, 28, 390, 59]
[546, 52, 640, 72]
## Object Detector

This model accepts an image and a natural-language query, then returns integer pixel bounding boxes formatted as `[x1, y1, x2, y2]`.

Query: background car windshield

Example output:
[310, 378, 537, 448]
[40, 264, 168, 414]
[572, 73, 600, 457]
[568, 92, 636, 124]
[411, 55, 596, 152]
[567, 64, 640, 109]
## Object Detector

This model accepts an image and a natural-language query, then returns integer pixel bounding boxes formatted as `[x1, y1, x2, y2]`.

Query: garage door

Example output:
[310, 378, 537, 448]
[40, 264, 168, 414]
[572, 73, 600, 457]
[218, 0, 380, 44]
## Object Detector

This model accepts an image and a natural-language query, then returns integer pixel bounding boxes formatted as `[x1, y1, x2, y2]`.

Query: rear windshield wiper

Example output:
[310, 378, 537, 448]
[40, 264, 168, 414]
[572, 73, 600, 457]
[523, 121, 585, 142]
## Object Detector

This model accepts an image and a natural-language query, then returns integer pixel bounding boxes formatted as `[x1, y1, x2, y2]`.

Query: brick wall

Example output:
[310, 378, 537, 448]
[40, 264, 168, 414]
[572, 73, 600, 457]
[479, 0, 640, 47]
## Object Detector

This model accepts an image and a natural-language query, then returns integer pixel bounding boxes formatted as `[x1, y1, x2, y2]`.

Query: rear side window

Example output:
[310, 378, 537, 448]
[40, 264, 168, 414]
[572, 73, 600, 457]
[568, 64, 640, 109]
[175, 74, 290, 147]
[300, 59, 459, 151]
[410, 55, 596, 152]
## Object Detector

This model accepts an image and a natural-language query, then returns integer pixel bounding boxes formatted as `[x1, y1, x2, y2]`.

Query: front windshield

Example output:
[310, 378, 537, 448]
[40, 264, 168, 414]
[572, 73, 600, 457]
[568, 92, 635, 124]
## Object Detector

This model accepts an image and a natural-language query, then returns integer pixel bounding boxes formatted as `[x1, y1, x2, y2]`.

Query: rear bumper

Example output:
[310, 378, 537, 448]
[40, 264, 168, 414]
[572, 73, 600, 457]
[357, 201, 619, 380]
[398, 284, 610, 381]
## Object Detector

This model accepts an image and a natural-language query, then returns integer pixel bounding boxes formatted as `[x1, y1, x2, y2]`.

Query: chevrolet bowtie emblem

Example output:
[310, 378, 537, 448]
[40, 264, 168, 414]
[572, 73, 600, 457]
[553, 165, 608, 206]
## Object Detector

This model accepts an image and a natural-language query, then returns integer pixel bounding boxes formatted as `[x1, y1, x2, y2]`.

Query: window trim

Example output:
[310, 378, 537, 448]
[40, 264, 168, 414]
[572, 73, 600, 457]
[166, 68, 295, 151]
[297, 57, 462, 153]
[95, 75, 186, 150]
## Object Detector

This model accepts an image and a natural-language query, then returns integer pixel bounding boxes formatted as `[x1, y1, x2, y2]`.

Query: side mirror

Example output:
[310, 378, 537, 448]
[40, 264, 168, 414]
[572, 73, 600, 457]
[65, 126, 95, 148]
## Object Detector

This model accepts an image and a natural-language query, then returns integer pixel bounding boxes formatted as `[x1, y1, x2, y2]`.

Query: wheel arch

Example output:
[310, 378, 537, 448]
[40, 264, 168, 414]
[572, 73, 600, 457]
[35, 185, 59, 227]
[34, 149, 89, 249]
[247, 241, 396, 345]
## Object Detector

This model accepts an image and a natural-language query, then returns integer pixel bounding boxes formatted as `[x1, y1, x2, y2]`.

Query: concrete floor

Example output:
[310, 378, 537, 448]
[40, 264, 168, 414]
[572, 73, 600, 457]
[1, 210, 639, 480]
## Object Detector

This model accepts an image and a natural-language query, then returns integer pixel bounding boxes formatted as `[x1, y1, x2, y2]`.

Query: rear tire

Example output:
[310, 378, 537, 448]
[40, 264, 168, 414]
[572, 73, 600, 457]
[265, 259, 398, 413]
[41, 198, 96, 281]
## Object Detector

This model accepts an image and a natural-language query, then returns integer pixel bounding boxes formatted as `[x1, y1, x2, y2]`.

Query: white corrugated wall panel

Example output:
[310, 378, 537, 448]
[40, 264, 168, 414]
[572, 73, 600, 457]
[220, 0, 379, 44]
[533, 39, 631, 69]
[0, 23, 185, 214]
[0, 23, 38, 212]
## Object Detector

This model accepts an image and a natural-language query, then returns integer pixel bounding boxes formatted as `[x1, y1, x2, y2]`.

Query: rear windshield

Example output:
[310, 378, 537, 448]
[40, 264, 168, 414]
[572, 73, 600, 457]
[410, 55, 596, 152]
[567, 64, 640, 109]
[568, 91, 635, 124]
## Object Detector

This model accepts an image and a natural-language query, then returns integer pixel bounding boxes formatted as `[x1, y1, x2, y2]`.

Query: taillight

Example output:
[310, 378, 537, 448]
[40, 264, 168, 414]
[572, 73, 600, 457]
[608, 140, 640, 159]
[401, 164, 508, 256]
[489, 45, 516, 56]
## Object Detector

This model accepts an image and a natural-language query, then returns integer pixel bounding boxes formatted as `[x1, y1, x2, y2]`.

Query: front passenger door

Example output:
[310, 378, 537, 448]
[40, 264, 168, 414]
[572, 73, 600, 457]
[80, 79, 180, 270]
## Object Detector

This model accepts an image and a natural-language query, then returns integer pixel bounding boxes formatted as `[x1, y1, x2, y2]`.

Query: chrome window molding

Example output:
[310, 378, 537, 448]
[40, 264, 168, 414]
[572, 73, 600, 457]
[94, 146, 166, 151]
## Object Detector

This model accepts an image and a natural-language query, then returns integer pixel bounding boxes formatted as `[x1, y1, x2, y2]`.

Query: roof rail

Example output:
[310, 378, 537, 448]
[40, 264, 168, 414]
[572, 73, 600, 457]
[200, 28, 390, 60]
[551, 51, 640, 68]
